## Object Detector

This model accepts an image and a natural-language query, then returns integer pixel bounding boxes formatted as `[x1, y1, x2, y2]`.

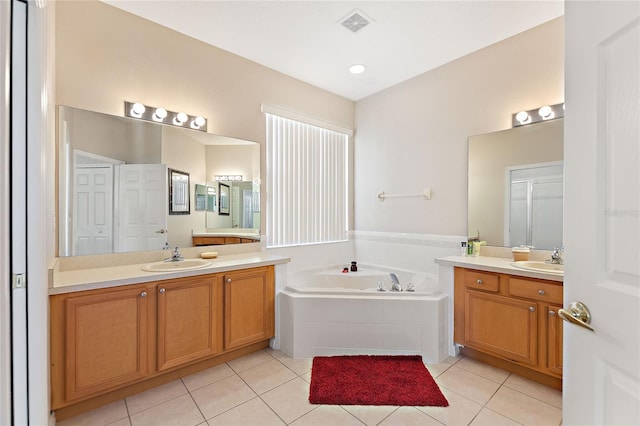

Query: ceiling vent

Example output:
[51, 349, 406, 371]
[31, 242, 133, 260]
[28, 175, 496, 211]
[340, 10, 372, 33]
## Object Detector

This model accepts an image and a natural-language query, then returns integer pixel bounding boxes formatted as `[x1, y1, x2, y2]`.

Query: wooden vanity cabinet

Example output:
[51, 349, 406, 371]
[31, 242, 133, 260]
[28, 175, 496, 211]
[51, 266, 274, 412]
[454, 267, 563, 388]
[224, 267, 275, 350]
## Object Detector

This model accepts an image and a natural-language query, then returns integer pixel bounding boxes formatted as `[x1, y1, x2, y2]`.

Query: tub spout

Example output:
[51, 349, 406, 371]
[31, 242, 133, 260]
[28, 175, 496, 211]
[389, 273, 402, 291]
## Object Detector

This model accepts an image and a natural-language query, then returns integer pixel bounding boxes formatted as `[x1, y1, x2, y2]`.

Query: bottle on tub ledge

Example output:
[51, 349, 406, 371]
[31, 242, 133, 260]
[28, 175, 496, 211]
[350, 261, 358, 272]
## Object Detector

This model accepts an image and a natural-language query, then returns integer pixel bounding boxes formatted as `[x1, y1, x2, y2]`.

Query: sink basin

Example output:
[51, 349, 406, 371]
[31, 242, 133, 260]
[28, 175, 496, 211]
[511, 261, 563, 275]
[142, 259, 212, 272]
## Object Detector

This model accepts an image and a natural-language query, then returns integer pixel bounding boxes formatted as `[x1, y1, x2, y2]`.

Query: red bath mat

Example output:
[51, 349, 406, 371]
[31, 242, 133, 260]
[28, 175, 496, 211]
[309, 355, 449, 407]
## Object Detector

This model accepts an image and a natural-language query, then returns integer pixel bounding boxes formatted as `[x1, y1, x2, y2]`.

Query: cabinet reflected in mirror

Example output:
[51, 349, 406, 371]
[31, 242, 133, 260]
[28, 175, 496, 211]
[58, 105, 260, 257]
[468, 119, 563, 249]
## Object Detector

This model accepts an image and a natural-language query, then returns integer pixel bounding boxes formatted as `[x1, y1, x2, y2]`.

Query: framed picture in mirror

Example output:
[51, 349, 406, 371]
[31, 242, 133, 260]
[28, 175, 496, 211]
[169, 169, 190, 215]
[219, 183, 230, 215]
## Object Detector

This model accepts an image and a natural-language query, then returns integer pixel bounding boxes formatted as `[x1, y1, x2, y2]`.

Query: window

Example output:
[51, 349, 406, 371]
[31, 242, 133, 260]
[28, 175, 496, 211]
[266, 112, 349, 248]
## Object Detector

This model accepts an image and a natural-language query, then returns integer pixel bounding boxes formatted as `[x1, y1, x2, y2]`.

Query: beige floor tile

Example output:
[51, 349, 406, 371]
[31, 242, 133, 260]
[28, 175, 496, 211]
[206, 397, 285, 426]
[455, 357, 511, 384]
[126, 379, 188, 415]
[378, 406, 442, 425]
[278, 356, 313, 375]
[503, 374, 563, 408]
[417, 386, 482, 425]
[106, 418, 131, 426]
[264, 347, 287, 359]
[57, 399, 128, 426]
[261, 377, 316, 424]
[425, 361, 454, 378]
[227, 349, 274, 373]
[300, 371, 313, 383]
[341, 405, 398, 426]
[239, 358, 298, 394]
[191, 374, 257, 420]
[290, 405, 362, 426]
[444, 354, 464, 365]
[181, 363, 236, 392]
[470, 408, 522, 426]
[486, 386, 562, 425]
[129, 394, 204, 426]
[436, 366, 501, 405]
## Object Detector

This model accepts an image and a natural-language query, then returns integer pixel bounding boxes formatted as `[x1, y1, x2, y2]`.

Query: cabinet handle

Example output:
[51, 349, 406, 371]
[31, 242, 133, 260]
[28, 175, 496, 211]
[548, 310, 556, 316]
[538, 289, 545, 295]
[476, 279, 483, 285]
[226, 278, 232, 283]
[159, 288, 166, 294]
[529, 306, 536, 312]
[140, 291, 147, 298]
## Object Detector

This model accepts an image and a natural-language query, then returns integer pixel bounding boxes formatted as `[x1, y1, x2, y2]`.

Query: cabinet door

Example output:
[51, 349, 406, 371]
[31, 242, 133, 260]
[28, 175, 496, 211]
[547, 305, 563, 375]
[224, 267, 274, 350]
[157, 275, 222, 371]
[465, 290, 538, 366]
[65, 286, 149, 401]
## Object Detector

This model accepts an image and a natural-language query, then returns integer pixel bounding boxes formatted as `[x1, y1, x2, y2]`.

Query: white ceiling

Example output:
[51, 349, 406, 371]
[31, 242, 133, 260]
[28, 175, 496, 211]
[103, 1, 564, 101]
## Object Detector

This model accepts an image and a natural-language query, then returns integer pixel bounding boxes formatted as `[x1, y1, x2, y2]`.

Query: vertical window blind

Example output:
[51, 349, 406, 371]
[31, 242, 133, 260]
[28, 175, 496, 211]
[266, 113, 348, 248]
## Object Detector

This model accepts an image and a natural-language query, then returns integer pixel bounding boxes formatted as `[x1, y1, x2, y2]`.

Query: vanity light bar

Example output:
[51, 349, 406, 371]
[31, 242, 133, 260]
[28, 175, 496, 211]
[124, 101, 208, 132]
[512, 103, 564, 127]
[215, 175, 243, 181]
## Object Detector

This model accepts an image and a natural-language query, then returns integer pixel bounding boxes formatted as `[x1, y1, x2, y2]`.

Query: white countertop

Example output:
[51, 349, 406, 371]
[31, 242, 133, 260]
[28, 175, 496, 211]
[436, 255, 563, 282]
[50, 252, 290, 295]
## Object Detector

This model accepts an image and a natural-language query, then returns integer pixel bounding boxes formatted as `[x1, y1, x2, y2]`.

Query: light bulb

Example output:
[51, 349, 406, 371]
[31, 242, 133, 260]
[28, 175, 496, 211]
[349, 64, 366, 74]
[191, 116, 206, 129]
[515, 111, 529, 124]
[174, 112, 188, 125]
[538, 105, 553, 119]
[153, 107, 167, 122]
[131, 103, 145, 118]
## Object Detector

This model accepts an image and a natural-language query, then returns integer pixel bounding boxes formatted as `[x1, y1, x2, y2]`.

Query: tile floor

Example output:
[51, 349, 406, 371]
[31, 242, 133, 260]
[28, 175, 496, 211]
[57, 349, 563, 426]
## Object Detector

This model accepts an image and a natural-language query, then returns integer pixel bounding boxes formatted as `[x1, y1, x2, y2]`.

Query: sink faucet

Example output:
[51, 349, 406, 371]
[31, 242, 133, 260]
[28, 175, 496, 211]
[165, 246, 183, 262]
[547, 246, 564, 265]
[389, 273, 402, 292]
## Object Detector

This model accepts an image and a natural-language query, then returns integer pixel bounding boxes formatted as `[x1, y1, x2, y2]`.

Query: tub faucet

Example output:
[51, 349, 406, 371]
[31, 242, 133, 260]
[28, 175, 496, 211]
[389, 273, 402, 292]
[546, 246, 564, 265]
[165, 246, 183, 262]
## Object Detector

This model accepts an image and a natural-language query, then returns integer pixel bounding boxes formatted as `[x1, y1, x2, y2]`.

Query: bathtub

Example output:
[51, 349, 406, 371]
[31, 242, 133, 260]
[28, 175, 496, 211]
[278, 265, 449, 363]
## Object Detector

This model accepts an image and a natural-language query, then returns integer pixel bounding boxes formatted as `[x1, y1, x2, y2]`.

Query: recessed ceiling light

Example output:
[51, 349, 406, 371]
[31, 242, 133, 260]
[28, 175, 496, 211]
[349, 64, 366, 74]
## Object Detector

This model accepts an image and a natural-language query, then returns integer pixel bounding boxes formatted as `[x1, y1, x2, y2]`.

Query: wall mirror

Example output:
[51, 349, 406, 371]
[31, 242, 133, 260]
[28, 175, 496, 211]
[169, 169, 190, 215]
[58, 105, 261, 257]
[468, 118, 563, 249]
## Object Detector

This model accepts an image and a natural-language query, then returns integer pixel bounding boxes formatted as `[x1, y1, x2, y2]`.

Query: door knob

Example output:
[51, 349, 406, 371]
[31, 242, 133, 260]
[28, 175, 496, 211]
[226, 278, 232, 283]
[155, 229, 167, 234]
[558, 301, 594, 332]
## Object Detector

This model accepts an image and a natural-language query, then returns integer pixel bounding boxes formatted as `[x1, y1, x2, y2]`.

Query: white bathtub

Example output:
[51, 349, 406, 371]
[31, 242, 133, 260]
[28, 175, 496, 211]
[279, 265, 449, 363]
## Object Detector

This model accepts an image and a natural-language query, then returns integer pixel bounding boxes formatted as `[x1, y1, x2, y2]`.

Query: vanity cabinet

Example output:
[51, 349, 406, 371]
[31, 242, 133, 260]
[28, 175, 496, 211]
[224, 267, 275, 350]
[50, 265, 274, 413]
[192, 236, 257, 246]
[454, 267, 563, 388]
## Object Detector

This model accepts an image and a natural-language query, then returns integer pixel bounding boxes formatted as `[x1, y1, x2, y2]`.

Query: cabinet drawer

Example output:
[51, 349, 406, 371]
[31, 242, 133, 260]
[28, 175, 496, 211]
[509, 278, 562, 304]
[463, 270, 500, 292]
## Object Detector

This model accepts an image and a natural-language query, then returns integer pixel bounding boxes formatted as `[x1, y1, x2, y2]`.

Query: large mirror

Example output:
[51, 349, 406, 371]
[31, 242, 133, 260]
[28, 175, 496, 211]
[468, 118, 563, 249]
[58, 105, 261, 257]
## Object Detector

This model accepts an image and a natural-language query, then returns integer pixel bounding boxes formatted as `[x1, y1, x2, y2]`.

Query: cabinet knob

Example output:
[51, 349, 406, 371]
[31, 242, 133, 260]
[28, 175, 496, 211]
[549, 310, 556, 316]
[476, 279, 483, 285]
[140, 291, 147, 298]
[226, 278, 232, 283]
[159, 288, 166, 294]
[529, 306, 536, 312]
[538, 289, 545, 295]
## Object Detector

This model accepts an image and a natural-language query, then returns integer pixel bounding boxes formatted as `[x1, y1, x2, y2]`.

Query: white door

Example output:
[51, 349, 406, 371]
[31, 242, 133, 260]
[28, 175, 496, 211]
[563, 1, 640, 424]
[117, 164, 168, 252]
[73, 166, 114, 255]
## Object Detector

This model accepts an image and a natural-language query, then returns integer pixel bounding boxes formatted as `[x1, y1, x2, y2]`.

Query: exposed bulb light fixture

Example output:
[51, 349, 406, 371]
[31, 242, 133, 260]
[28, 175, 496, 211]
[124, 101, 207, 132]
[512, 102, 564, 127]
[174, 112, 188, 126]
[153, 107, 167, 122]
[349, 64, 366, 74]
[130, 102, 145, 118]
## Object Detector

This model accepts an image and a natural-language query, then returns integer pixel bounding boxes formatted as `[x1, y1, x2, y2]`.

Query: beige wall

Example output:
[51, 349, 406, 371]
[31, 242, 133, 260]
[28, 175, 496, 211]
[354, 18, 564, 238]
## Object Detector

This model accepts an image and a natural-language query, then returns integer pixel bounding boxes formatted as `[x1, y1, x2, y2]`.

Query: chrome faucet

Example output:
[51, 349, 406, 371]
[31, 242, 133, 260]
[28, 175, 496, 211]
[165, 246, 183, 262]
[547, 246, 564, 265]
[389, 273, 402, 292]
